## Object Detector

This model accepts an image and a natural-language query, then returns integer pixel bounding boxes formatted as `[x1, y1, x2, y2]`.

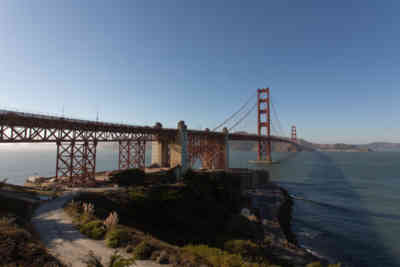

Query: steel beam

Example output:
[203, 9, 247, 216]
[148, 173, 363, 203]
[56, 140, 97, 186]
[118, 140, 146, 170]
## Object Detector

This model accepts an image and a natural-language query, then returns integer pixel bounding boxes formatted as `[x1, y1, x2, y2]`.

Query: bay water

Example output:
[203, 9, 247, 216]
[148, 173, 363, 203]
[1, 146, 399, 267]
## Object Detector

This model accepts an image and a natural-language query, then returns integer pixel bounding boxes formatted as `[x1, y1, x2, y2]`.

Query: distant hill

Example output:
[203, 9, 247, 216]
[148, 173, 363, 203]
[359, 142, 400, 152]
[229, 132, 399, 152]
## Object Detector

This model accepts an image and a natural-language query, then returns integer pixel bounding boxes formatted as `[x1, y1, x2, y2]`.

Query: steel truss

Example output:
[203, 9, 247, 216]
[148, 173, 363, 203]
[188, 134, 226, 169]
[118, 140, 146, 170]
[56, 140, 97, 186]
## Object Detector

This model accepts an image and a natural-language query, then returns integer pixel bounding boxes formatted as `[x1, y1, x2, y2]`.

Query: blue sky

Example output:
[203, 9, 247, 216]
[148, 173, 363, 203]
[0, 0, 398, 144]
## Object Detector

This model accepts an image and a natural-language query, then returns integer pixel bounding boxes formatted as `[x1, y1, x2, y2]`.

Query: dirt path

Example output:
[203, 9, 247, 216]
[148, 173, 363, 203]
[32, 191, 167, 267]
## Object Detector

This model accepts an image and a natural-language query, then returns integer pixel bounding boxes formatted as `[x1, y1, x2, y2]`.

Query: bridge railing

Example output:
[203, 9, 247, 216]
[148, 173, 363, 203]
[0, 107, 155, 129]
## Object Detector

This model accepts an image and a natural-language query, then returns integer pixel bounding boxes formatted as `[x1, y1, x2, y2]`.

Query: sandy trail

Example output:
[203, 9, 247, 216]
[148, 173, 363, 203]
[32, 191, 166, 267]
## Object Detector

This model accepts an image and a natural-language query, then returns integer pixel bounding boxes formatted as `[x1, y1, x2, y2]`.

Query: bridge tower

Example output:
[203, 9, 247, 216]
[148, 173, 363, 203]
[291, 125, 297, 143]
[257, 88, 272, 162]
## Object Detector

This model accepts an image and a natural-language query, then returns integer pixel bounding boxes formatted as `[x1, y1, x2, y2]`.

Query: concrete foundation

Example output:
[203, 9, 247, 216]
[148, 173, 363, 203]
[170, 121, 188, 171]
[151, 141, 169, 167]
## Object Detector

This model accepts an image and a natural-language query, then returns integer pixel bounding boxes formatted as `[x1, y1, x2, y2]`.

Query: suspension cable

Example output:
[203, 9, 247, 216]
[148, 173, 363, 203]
[228, 102, 257, 132]
[271, 97, 286, 137]
[270, 121, 279, 136]
[213, 92, 256, 131]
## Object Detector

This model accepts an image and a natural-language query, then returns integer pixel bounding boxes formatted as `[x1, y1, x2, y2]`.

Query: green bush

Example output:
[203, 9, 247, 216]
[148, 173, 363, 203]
[306, 260, 342, 267]
[109, 251, 135, 267]
[80, 220, 106, 240]
[184, 244, 245, 267]
[80, 213, 95, 224]
[128, 188, 148, 202]
[185, 244, 277, 267]
[306, 262, 322, 267]
[110, 169, 146, 187]
[224, 240, 264, 262]
[106, 227, 131, 248]
[133, 240, 154, 260]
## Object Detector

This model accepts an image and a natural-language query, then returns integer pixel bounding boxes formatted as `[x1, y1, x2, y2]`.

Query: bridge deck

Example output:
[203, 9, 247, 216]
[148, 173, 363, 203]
[0, 109, 295, 144]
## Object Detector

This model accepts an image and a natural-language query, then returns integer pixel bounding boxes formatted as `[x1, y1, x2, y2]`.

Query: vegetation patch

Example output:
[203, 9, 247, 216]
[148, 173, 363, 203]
[80, 220, 107, 240]
[184, 244, 278, 267]
[105, 227, 131, 248]
[83, 250, 135, 267]
[110, 168, 146, 187]
[65, 169, 339, 267]
[132, 240, 155, 260]
[306, 262, 341, 267]
[0, 194, 64, 267]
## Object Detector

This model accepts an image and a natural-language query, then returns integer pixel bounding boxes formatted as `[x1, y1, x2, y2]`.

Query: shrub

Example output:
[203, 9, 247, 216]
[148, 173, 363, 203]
[110, 169, 146, 187]
[224, 240, 264, 262]
[133, 240, 155, 260]
[106, 227, 131, 248]
[109, 251, 135, 267]
[80, 213, 96, 224]
[83, 202, 95, 215]
[184, 244, 244, 267]
[104, 211, 119, 230]
[128, 188, 147, 201]
[307, 262, 341, 267]
[80, 220, 107, 240]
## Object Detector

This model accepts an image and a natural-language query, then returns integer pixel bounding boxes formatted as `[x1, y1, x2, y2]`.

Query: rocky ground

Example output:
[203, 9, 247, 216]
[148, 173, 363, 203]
[244, 183, 329, 266]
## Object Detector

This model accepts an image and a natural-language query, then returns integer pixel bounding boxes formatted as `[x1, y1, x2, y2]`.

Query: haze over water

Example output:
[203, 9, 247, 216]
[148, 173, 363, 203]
[1, 148, 399, 267]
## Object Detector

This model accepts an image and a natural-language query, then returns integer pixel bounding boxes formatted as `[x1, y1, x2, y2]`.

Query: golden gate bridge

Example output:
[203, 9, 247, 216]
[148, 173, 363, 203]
[0, 88, 302, 186]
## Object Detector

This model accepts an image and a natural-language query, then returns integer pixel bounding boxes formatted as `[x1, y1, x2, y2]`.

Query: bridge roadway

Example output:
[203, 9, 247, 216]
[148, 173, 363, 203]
[0, 109, 295, 145]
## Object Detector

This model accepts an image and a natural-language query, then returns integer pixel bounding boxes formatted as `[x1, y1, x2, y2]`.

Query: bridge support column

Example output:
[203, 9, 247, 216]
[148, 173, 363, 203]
[257, 88, 272, 162]
[118, 140, 146, 170]
[170, 121, 188, 172]
[151, 140, 169, 167]
[56, 140, 97, 185]
[151, 123, 170, 167]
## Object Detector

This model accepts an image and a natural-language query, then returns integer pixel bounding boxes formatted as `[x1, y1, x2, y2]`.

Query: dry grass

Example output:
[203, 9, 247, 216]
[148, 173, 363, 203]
[0, 194, 64, 266]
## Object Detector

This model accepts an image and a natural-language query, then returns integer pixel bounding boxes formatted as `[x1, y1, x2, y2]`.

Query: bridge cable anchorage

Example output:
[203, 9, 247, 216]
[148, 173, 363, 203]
[228, 102, 258, 132]
[213, 92, 256, 131]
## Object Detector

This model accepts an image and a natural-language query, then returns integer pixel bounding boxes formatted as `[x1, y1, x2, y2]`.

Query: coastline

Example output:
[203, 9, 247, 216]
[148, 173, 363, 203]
[277, 186, 298, 245]
[244, 179, 329, 266]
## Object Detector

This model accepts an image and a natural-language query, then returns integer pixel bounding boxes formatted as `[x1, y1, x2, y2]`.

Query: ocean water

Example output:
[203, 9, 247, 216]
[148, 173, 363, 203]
[1, 147, 399, 266]
[235, 151, 400, 267]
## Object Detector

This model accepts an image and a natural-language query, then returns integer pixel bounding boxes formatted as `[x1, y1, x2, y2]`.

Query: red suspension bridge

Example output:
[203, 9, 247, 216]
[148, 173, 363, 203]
[0, 88, 303, 185]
